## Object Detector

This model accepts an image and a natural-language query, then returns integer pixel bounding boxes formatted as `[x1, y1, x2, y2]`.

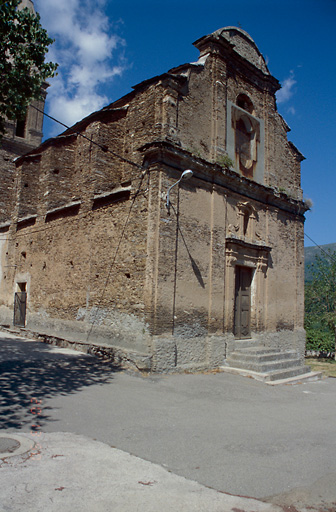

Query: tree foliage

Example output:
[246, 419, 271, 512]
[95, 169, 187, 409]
[0, 0, 58, 137]
[305, 250, 336, 352]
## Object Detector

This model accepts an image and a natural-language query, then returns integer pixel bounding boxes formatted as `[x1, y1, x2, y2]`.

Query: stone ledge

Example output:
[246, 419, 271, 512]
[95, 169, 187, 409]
[3, 327, 152, 373]
[220, 365, 322, 385]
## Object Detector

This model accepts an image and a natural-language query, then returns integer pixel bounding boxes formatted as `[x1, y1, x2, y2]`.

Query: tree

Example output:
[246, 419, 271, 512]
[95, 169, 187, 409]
[0, 0, 58, 137]
[305, 250, 336, 352]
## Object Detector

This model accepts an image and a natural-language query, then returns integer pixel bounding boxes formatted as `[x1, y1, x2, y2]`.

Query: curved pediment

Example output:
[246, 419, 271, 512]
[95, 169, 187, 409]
[196, 26, 270, 75]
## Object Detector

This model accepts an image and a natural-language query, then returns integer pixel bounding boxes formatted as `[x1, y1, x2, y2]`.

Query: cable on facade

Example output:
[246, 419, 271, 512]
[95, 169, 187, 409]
[85, 172, 146, 342]
[30, 104, 146, 172]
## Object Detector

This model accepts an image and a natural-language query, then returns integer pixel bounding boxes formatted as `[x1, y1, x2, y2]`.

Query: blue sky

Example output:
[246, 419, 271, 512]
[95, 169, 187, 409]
[34, 0, 336, 247]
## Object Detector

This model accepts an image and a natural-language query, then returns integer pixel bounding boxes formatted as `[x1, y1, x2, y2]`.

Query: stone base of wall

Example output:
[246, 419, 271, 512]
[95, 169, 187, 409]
[151, 334, 231, 372]
[0, 305, 307, 372]
[0, 306, 153, 371]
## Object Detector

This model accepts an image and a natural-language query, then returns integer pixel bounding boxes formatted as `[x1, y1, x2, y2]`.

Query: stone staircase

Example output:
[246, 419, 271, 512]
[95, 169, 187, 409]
[222, 340, 322, 384]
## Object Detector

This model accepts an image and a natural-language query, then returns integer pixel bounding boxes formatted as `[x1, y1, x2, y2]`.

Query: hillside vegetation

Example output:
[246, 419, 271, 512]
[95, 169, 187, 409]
[305, 243, 336, 281]
[304, 243, 336, 354]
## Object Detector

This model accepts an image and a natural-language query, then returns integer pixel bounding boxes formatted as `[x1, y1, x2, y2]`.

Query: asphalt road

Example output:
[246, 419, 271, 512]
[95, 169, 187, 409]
[1, 330, 336, 507]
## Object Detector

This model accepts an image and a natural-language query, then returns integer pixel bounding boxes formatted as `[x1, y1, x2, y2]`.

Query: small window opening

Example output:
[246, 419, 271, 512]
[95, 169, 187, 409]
[16, 114, 27, 138]
[236, 94, 254, 114]
[243, 211, 249, 236]
[17, 282, 27, 292]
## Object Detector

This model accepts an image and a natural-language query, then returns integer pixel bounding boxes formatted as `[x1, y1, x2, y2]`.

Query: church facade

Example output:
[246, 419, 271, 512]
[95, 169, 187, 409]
[0, 27, 309, 374]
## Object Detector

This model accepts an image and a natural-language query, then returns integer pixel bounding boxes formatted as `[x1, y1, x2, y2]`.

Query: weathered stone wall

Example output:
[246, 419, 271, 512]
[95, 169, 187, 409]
[0, 95, 46, 223]
[0, 166, 151, 357]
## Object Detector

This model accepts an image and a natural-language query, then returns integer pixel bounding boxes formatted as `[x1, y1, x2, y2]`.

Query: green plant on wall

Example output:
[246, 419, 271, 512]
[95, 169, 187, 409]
[186, 147, 202, 159]
[216, 154, 234, 169]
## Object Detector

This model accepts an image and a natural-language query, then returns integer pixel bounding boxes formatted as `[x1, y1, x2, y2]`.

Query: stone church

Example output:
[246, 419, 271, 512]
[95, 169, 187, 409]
[0, 26, 312, 379]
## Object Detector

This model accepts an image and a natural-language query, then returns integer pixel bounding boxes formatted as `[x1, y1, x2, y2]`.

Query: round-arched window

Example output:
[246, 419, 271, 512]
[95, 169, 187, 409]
[236, 94, 254, 114]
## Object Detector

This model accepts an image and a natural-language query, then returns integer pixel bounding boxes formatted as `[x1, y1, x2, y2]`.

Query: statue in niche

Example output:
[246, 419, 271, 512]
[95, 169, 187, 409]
[235, 115, 257, 178]
[232, 95, 260, 179]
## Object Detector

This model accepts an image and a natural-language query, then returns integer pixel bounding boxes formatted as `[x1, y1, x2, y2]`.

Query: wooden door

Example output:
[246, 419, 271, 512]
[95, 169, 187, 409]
[234, 266, 252, 339]
[14, 292, 27, 327]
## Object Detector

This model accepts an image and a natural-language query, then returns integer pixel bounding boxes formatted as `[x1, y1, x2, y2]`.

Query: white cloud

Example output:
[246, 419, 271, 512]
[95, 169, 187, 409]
[48, 92, 109, 129]
[276, 72, 297, 104]
[34, 0, 126, 136]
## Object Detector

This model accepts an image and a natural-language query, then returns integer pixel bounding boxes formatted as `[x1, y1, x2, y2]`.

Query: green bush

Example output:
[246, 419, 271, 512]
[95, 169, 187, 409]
[305, 325, 335, 352]
[304, 249, 336, 353]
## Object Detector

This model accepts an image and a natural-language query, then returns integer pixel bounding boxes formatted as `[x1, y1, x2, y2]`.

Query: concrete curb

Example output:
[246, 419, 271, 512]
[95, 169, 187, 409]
[0, 431, 284, 512]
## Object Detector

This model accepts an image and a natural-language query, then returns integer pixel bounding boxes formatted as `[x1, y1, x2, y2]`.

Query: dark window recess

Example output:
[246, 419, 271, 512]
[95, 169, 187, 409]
[16, 115, 27, 138]
[243, 211, 249, 236]
[92, 190, 130, 210]
[18, 282, 27, 292]
[0, 225, 10, 234]
[17, 217, 36, 231]
[236, 94, 254, 114]
[45, 203, 80, 222]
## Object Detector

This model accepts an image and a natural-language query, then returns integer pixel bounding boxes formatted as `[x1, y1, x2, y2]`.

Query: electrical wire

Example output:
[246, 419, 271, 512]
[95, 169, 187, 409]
[304, 233, 336, 265]
[85, 172, 146, 341]
[6, 104, 336, 338]
[0, 104, 149, 241]
[30, 104, 146, 171]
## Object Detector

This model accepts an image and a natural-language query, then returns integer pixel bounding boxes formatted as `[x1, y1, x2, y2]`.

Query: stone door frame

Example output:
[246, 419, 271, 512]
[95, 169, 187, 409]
[225, 237, 271, 336]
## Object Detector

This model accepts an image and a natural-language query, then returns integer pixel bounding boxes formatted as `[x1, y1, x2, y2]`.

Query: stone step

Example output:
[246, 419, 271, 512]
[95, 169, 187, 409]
[265, 366, 312, 382]
[220, 365, 321, 384]
[225, 356, 303, 373]
[234, 339, 260, 349]
[230, 349, 298, 363]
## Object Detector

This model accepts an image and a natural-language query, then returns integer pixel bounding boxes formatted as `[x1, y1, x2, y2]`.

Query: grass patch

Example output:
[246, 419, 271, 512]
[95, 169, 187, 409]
[305, 358, 336, 378]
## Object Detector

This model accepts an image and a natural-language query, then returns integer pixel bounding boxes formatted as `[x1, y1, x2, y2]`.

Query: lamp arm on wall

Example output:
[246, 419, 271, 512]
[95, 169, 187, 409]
[166, 170, 193, 214]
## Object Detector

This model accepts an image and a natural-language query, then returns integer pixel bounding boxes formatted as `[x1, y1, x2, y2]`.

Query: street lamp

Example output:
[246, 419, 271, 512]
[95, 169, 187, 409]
[166, 170, 193, 214]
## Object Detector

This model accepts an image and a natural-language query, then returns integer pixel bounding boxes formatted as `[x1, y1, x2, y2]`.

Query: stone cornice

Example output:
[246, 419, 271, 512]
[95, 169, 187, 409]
[225, 236, 272, 253]
[139, 140, 308, 217]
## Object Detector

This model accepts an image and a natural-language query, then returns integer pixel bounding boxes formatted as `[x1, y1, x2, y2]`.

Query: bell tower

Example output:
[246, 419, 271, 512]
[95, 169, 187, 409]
[0, 0, 47, 223]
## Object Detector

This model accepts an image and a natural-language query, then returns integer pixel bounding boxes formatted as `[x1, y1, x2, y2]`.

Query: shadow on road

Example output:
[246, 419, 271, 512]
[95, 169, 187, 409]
[0, 334, 121, 430]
